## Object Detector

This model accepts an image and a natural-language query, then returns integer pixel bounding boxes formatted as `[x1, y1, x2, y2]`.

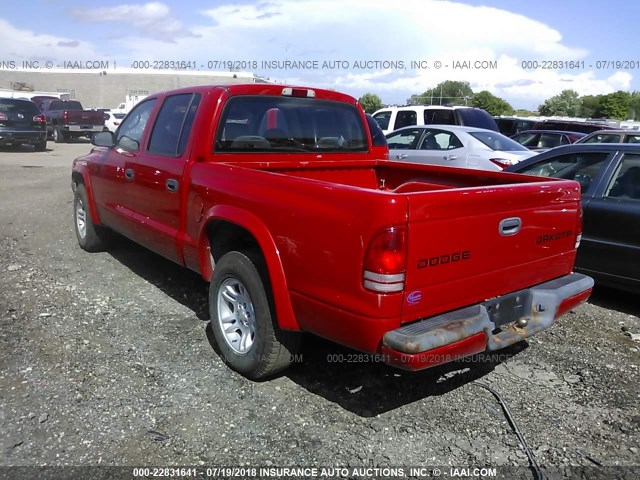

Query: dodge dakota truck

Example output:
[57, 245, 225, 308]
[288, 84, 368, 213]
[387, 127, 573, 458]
[71, 84, 594, 379]
[40, 99, 105, 143]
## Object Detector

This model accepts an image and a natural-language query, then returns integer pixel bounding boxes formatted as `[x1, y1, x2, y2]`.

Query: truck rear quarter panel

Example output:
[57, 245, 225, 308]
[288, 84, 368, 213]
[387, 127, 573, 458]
[182, 160, 409, 350]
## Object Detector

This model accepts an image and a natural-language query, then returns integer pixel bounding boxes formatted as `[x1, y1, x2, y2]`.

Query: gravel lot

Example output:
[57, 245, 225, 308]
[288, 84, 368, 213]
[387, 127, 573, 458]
[0, 141, 639, 479]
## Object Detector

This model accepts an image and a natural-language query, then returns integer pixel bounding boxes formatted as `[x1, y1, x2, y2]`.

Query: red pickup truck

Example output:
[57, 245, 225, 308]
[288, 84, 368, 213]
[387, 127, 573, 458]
[71, 84, 594, 379]
[40, 99, 105, 143]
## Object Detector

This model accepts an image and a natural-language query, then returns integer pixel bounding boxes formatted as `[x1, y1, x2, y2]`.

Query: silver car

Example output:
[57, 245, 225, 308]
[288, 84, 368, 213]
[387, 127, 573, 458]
[386, 125, 535, 171]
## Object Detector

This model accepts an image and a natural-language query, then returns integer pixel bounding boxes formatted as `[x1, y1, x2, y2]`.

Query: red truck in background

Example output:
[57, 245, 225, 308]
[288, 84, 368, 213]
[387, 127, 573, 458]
[40, 99, 105, 143]
[71, 84, 593, 379]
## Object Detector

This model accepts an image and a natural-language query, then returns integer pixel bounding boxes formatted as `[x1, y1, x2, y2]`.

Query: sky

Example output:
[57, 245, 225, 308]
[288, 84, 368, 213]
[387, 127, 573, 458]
[0, 0, 638, 110]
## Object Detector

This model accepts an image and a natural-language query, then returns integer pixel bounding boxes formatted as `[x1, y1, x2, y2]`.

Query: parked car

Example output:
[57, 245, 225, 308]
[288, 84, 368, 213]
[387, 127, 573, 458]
[511, 130, 586, 152]
[506, 144, 640, 293]
[0, 98, 47, 151]
[372, 105, 498, 134]
[494, 116, 537, 136]
[386, 125, 535, 170]
[103, 111, 126, 133]
[532, 120, 616, 134]
[576, 129, 640, 144]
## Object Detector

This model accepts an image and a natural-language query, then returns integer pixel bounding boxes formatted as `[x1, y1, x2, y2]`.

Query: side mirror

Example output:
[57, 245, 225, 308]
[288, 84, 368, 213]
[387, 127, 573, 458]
[92, 131, 115, 147]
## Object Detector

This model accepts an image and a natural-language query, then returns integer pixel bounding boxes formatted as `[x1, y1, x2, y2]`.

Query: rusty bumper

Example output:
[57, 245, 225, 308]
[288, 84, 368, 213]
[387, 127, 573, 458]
[381, 273, 594, 371]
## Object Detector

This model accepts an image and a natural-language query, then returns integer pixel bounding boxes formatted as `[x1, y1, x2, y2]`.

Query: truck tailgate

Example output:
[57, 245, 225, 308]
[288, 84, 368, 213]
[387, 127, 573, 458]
[402, 180, 581, 321]
[67, 111, 104, 125]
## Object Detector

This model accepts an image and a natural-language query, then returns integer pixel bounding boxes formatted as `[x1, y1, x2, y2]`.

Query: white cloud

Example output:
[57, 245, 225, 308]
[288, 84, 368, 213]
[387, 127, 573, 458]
[71, 2, 197, 41]
[0, 18, 99, 61]
[3, 0, 633, 109]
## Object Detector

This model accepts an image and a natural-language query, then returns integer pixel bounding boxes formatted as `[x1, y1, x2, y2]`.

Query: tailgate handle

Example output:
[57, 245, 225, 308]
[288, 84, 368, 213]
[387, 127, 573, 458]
[499, 217, 521, 236]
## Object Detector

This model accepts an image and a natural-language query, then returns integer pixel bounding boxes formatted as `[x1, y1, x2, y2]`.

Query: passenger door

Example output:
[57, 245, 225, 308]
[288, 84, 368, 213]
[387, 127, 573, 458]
[126, 93, 201, 263]
[397, 128, 464, 166]
[387, 128, 423, 162]
[581, 153, 640, 283]
[89, 98, 157, 238]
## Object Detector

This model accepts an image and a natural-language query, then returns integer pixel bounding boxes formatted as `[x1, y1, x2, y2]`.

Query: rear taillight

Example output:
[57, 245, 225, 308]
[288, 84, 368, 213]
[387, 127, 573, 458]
[575, 202, 583, 249]
[33, 114, 46, 124]
[489, 158, 513, 169]
[363, 226, 407, 293]
[63, 111, 68, 124]
[0, 113, 7, 121]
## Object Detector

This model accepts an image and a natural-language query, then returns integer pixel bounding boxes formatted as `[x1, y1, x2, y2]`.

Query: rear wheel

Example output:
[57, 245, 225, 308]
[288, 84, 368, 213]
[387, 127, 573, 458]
[73, 184, 111, 252]
[53, 127, 66, 143]
[209, 251, 300, 379]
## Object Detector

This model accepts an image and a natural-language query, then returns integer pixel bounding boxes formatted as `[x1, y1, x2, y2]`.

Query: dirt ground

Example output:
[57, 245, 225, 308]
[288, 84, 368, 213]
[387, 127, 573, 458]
[0, 142, 639, 479]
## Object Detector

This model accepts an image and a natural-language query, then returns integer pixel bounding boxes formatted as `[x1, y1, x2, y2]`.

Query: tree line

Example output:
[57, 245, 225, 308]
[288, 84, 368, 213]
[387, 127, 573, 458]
[358, 80, 640, 120]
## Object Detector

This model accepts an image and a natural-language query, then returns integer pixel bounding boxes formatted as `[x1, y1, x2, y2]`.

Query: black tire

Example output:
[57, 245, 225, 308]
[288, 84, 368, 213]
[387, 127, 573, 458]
[53, 127, 66, 143]
[209, 251, 301, 379]
[34, 140, 46, 152]
[73, 184, 111, 252]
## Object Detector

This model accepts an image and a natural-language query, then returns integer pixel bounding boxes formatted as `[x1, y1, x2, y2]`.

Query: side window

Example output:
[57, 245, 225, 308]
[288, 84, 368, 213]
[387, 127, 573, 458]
[517, 152, 611, 192]
[116, 99, 157, 152]
[420, 131, 462, 150]
[539, 133, 561, 148]
[582, 134, 609, 144]
[372, 111, 391, 131]
[393, 110, 417, 130]
[512, 132, 539, 148]
[605, 155, 640, 200]
[424, 109, 455, 125]
[386, 128, 422, 149]
[148, 93, 201, 157]
[624, 134, 640, 144]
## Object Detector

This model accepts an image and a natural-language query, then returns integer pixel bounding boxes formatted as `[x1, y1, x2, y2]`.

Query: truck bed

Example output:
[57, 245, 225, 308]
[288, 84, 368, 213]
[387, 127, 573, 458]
[254, 159, 550, 192]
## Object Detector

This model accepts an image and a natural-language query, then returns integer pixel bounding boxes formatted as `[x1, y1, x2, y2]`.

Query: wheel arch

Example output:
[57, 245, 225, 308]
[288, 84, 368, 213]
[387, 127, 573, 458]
[71, 169, 103, 226]
[198, 205, 300, 331]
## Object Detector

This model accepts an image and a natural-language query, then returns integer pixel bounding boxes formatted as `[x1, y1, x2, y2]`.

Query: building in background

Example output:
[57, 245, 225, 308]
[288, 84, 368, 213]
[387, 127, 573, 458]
[0, 69, 269, 110]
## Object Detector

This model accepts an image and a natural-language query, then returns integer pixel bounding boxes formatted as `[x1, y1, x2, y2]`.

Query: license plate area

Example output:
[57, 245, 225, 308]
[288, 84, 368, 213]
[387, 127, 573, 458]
[483, 289, 532, 329]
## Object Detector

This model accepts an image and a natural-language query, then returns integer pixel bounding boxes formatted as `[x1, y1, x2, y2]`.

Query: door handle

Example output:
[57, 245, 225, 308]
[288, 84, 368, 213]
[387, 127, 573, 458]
[166, 178, 179, 192]
[499, 217, 522, 236]
[125, 168, 134, 180]
[443, 155, 458, 161]
[396, 153, 408, 160]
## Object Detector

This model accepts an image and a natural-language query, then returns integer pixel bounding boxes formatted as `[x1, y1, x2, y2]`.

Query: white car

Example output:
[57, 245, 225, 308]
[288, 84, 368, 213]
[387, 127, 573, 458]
[103, 111, 126, 133]
[386, 125, 536, 171]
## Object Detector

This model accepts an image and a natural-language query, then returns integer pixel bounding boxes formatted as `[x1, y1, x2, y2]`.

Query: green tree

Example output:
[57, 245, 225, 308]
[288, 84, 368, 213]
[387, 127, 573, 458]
[358, 93, 384, 113]
[580, 95, 604, 119]
[514, 109, 538, 117]
[407, 80, 473, 106]
[628, 91, 640, 121]
[538, 89, 582, 116]
[471, 90, 514, 116]
[599, 91, 631, 120]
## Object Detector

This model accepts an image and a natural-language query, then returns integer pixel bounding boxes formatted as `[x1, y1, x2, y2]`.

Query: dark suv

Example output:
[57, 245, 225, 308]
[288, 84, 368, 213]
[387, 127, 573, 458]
[0, 98, 47, 151]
